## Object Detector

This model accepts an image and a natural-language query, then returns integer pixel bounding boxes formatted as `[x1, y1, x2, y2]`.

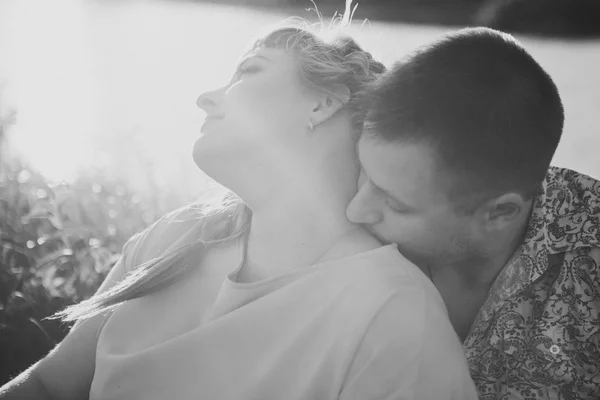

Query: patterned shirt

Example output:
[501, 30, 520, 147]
[464, 167, 600, 400]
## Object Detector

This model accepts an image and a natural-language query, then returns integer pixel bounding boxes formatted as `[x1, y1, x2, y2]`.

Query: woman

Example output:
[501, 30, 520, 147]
[0, 20, 477, 400]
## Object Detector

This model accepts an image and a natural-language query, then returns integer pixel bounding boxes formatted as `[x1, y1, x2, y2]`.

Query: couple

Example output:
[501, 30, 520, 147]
[2, 17, 599, 400]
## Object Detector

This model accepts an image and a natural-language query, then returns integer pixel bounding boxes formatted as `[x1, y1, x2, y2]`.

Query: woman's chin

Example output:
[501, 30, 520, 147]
[193, 138, 219, 174]
[192, 137, 238, 188]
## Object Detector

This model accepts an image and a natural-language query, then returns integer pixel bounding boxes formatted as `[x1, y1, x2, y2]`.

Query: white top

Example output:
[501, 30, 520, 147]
[89, 209, 477, 400]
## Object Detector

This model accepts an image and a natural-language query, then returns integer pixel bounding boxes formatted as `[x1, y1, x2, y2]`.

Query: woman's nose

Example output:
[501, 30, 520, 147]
[196, 88, 222, 113]
[346, 184, 383, 225]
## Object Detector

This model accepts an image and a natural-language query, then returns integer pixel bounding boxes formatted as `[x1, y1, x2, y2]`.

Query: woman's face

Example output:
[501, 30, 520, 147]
[193, 47, 316, 187]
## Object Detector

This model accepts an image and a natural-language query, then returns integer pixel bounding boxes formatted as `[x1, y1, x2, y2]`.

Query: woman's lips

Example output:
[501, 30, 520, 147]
[201, 116, 224, 133]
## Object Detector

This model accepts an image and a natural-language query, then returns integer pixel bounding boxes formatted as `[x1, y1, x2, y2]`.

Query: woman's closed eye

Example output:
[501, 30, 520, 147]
[234, 62, 261, 80]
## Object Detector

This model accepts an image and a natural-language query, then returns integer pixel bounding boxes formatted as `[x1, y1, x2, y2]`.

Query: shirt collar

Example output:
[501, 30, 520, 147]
[522, 166, 600, 281]
[466, 167, 600, 329]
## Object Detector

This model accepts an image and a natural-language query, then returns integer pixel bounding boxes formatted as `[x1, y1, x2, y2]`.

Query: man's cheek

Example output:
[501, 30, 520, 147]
[387, 225, 417, 247]
[357, 169, 367, 187]
[372, 224, 399, 245]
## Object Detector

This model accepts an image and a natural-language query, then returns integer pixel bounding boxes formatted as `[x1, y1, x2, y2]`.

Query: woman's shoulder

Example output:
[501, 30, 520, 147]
[338, 247, 463, 354]
[334, 244, 437, 290]
[322, 244, 450, 323]
[122, 204, 207, 272]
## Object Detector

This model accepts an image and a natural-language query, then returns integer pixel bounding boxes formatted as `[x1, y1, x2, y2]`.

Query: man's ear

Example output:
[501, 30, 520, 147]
[309, 85, 351, 128]
[478, 192, 527, 231]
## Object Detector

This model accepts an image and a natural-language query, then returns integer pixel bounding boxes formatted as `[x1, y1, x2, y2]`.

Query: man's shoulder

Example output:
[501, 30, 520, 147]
[545, 166, 600, 204]
[538, 166, 600, 253]
[465, 169, 600, 399]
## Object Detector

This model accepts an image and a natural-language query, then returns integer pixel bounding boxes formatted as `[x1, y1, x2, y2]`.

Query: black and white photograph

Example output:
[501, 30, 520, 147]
[1, 0, 599, 398]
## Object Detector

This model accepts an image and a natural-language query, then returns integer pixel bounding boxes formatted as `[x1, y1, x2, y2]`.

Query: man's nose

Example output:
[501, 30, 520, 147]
[346, 186, 383, 225]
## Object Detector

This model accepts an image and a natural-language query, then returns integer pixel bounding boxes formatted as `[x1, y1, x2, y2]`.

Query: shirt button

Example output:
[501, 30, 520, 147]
[550, 344, 561, 355]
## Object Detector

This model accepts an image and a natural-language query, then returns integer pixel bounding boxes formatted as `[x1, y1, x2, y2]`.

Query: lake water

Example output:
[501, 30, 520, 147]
[1, 0, 599, 199]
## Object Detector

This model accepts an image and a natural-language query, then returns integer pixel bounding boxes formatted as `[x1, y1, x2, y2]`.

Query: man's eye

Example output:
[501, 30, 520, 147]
[385, 197, 406, 213]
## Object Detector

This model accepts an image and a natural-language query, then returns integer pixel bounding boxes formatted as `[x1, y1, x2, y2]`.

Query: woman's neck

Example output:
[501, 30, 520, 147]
[242, 176, 380, 280]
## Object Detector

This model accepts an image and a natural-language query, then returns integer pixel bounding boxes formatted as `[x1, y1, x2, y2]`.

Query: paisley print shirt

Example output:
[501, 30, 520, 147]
[464, 167, 600, 400]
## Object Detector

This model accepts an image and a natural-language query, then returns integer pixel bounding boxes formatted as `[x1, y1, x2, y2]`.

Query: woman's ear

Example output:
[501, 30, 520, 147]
[310, 84, 351, 128]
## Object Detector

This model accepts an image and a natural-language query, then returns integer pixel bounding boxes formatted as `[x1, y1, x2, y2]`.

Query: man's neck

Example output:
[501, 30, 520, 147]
[430, 202, 533, 340]
[429, 251, 515, 341]
[436, 199, 533, 289]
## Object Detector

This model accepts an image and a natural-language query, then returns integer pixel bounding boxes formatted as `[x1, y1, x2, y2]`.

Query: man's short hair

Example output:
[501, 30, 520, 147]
[363, 27, 564, 208]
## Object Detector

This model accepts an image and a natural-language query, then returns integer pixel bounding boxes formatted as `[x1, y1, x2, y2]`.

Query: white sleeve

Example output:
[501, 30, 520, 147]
[339, 284, 478, 400]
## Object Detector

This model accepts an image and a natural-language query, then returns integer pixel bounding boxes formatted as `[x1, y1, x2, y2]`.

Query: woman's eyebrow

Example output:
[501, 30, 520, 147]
[254, 54, 273, 62]
[239, 54, 273, 66]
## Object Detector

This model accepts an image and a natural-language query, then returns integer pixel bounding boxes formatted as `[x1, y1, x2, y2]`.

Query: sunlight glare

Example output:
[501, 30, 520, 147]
[1, 0, 95, 182]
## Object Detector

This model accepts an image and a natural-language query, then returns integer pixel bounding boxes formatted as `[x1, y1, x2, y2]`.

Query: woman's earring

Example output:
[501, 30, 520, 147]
[307, 120, 314, 131]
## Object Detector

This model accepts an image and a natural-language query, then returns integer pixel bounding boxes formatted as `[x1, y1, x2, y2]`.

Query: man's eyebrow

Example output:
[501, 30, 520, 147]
[358, 147, 414, 210]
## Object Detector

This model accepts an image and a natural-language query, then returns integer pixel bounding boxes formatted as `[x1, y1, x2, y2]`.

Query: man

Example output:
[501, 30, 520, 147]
[348, 27, 600, 399]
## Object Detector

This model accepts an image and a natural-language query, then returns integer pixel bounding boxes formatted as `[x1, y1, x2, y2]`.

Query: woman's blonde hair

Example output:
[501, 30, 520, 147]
[56, 4, 386, 323]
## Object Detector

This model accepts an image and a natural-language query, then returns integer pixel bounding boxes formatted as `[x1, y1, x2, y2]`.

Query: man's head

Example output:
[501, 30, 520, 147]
[347, 27, 564, 269]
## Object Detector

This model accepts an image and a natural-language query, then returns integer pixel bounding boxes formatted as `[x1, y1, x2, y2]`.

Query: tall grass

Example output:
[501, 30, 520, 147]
[0, 96, 186, 384]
